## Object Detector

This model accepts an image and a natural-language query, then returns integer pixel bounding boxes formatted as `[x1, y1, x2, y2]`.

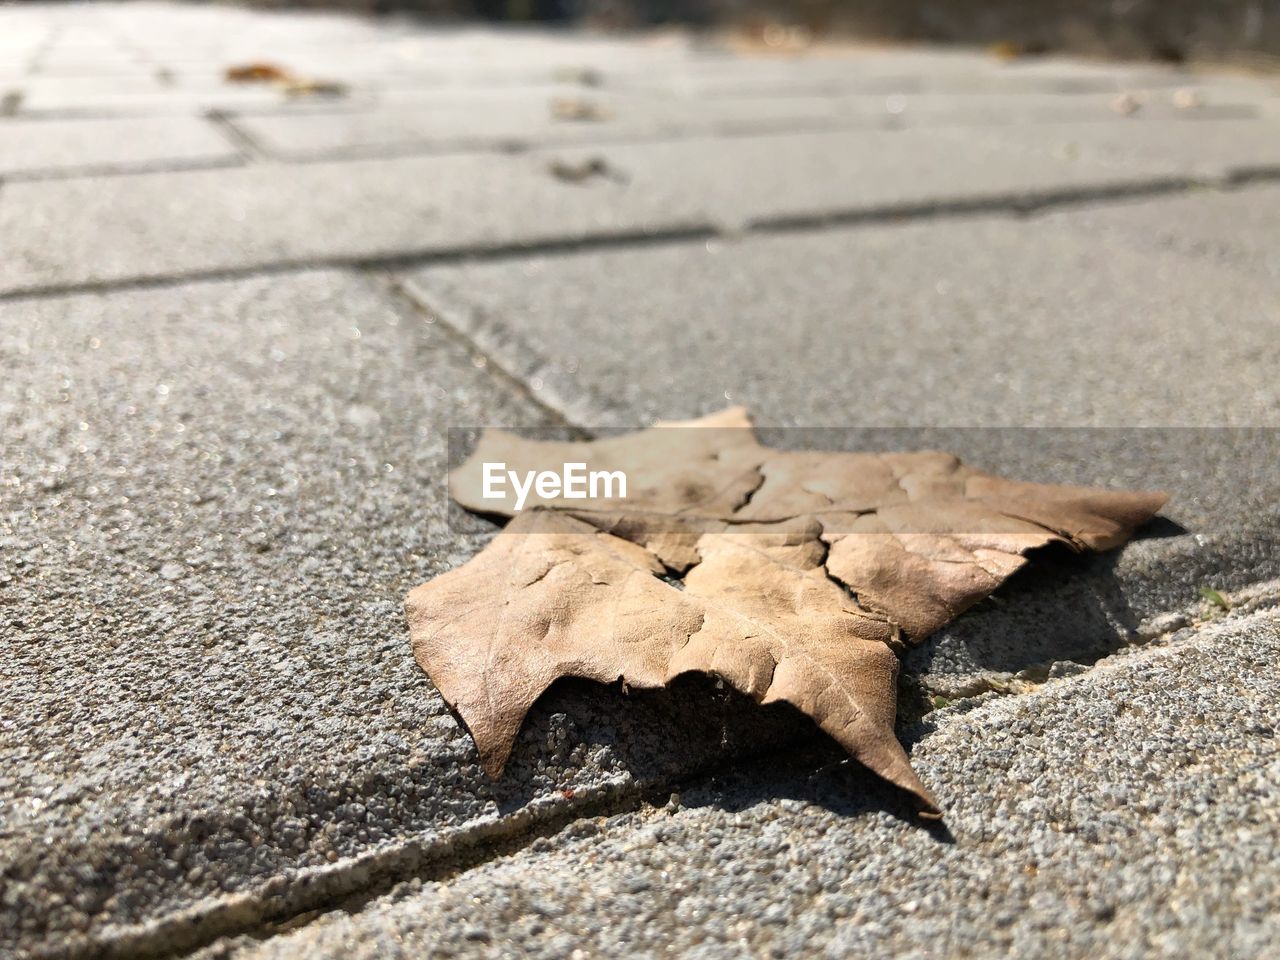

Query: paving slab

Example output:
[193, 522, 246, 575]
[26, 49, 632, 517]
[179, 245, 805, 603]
[0, 149, 705, 295]
[1042, 184, 1280, 288]
[0, 115, 240, 179]
[227, 90, 1267, 161]
[532, 127, 1193, 232]
[0, 271, 806, 959]
[615, 62, 923, 99]
[3, 6, 1278, 960]
[0, 33, 48, 59]
[402, 215, 1280, 429]
[125, 37, 698, 94]
[225, 93, 850, 159]
[611, 53, 1191, 99]
[195, 608, 1280, 960]
[0, 128, 1173, 295]
[13, 75, 171, 103]
[35, 59, 155, 80]
[159, 59, 672, 94]
[852, 91, 1259, 127]
[13, 78, 356, 116]
[944, 117, 1280, 179]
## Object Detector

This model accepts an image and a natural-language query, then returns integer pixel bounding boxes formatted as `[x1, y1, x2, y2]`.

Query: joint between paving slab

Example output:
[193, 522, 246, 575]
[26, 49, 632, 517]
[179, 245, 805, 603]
[204, 109, 272, 163]
[214, 116, 867, 167]
[0, 224, 722, 304]
[751, 175, 1202, 233]
[55, 742, 838, 960]
[378, 271, 595, 438]
[0, 155, 247, 184]
[0, 174, 1259, 307]
[61, 776, 648, 960]
[1225, 165, 1280, 186]
[242, 136, 534, 166]
[63, 728, 893, 960]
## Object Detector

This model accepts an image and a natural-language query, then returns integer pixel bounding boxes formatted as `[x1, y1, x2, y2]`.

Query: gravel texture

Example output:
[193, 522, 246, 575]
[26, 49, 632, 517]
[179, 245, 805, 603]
[0, 116, 239, 179]
[403, 216, 1280, 429]
[0, 271, 805, 958]
[1043, 185, 1280, 289]
[945, 117, 1280, 179]
[197, 609, 1280, 960]
[3, 3, 1279, 958]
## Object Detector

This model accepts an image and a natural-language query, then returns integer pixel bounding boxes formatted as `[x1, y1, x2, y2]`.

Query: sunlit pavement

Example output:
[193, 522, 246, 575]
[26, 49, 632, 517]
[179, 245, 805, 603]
[3, 3, 1279, 957]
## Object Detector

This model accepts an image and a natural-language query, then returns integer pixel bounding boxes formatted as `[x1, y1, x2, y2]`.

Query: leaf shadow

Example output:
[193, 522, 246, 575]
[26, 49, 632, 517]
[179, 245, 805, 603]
[901, 532, 1185, 697]
[495, 675, 952, 836]
[672, 732, 958, 843]
[1131, 515, 1189, 542]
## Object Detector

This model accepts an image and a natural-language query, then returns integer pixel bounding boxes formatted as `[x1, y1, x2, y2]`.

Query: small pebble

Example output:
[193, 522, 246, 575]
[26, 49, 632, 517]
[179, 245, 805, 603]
[158, 563, 186, 581]
[1173, 87, 1203, 109]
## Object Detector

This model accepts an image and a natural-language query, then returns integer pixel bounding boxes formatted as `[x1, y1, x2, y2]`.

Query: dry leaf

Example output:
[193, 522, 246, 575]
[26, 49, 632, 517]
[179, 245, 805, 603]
[225, 62, 294, 83]
[407, 409, 1166, 816]
[224, 62, 347, 98]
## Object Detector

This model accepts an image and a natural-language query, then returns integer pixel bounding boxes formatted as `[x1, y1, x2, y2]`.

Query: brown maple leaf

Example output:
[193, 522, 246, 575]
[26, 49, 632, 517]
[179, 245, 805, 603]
[407, 409, 1166, 816]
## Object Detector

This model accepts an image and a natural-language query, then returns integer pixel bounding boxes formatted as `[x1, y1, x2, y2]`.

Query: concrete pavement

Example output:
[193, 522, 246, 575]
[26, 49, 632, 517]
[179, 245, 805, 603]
[1, 3, 1278, 958]
[195, 606, 1280, 960]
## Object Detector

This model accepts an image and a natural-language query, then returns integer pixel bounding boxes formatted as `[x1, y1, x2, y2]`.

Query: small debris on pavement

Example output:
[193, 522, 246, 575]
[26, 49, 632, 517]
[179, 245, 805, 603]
[550, 97, 611, 122]
[548, 156, 623, 183]
[1173, 87, 1204, 109]
[990, 40, 1051, 61]
[225, 62, 347, 98]
[225, 62, 292, 83]
[158, 562, 186, 581]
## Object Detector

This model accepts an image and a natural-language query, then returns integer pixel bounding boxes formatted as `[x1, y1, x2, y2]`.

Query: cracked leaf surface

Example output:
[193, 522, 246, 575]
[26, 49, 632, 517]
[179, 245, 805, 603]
[408, 409, 1167, 816]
